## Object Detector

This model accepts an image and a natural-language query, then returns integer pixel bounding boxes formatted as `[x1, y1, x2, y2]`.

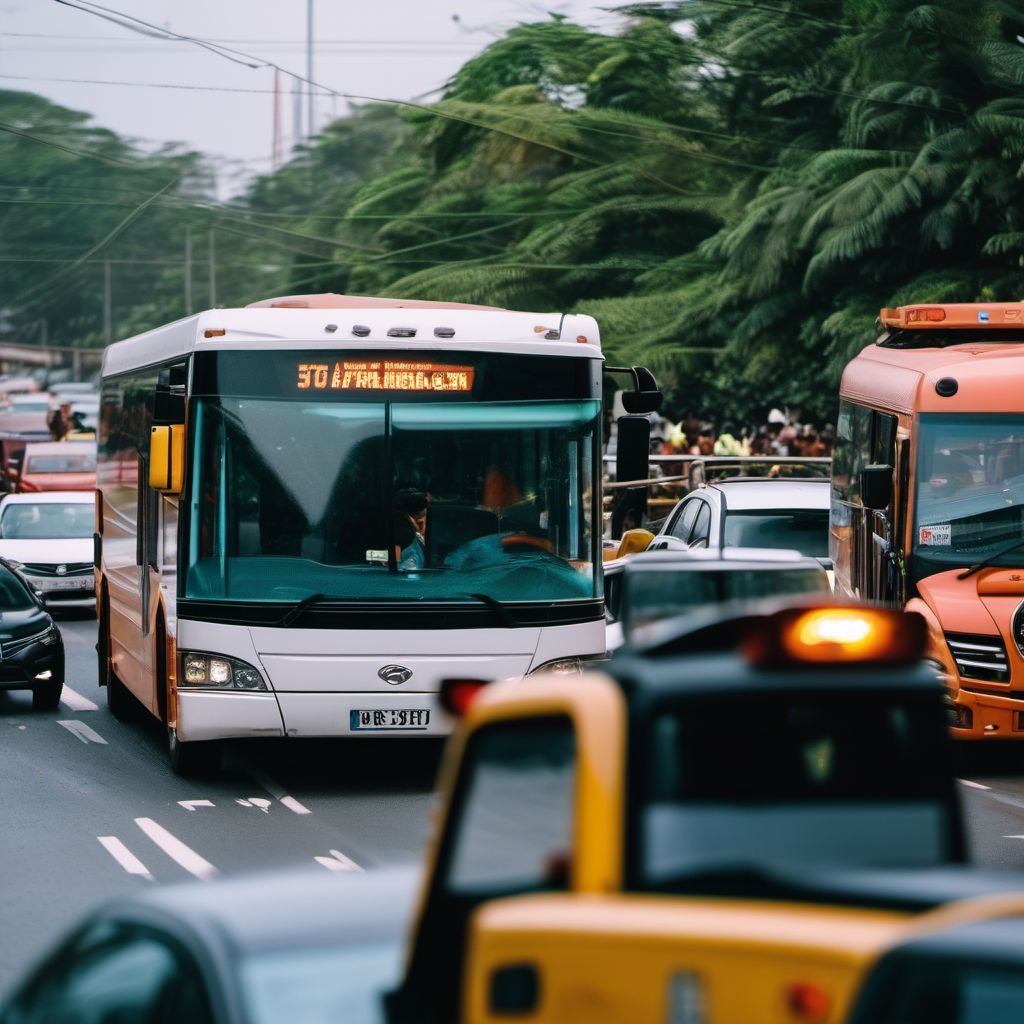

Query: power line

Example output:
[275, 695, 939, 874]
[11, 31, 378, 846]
[0, 30, 481, 45]
[9, 177, 178, 311]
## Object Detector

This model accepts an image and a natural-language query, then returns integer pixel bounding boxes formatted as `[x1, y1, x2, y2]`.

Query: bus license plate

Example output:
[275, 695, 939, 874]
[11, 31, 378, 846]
[349, 709, 430, 731]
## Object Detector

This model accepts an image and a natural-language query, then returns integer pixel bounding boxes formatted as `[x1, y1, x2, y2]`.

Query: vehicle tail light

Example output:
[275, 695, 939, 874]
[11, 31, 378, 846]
[439, 678, 487, 717]
[785, 982, 830, 1022]
[18, 479, 38, 492]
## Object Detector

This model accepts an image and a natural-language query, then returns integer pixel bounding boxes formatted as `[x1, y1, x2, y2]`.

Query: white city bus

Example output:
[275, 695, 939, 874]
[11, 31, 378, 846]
[97, 294, 657, 773]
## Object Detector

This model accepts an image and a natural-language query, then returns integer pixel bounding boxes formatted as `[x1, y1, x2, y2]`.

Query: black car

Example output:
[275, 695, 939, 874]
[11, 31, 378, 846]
[0, 559, 64, 709]
[0, 866, 417, 1024]
[848, 909, 1024, 1023]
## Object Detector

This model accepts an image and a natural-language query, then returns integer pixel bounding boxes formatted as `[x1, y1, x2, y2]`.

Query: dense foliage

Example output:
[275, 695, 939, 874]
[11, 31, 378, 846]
[2, 1, 1024, 420]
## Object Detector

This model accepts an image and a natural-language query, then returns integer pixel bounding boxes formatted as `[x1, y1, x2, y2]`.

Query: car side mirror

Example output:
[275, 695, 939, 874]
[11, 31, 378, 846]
[860, 464, 893, 510]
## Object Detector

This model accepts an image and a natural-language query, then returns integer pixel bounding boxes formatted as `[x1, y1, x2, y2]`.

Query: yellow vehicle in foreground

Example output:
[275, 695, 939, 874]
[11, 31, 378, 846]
[464, 893, 1024, 1024]
[387, 602, 1001, 1023]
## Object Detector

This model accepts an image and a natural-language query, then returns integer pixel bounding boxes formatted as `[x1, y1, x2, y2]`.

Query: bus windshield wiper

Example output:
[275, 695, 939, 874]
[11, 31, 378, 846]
[958, 537, 1024, 580]
[459, 592, 517, 628]
[278, 593, 347, 627]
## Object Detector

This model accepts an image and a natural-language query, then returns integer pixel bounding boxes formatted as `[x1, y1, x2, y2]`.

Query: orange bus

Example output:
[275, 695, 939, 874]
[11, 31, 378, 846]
[831, 302, 1024, 739]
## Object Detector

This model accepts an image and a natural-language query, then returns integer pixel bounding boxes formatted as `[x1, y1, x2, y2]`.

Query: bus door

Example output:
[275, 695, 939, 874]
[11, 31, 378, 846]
[833, 402, 897, 601]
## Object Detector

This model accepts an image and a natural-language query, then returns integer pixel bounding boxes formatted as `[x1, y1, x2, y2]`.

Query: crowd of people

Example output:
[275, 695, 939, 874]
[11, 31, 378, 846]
[649, 408, 835, 459]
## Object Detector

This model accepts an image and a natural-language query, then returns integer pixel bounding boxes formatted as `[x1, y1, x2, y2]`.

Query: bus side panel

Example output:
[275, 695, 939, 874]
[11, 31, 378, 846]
[99, 370, 159, 716]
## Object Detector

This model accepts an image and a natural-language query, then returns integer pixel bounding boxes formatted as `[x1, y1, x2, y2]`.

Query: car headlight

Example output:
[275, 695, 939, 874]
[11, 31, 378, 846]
[179, 651, 267, 691]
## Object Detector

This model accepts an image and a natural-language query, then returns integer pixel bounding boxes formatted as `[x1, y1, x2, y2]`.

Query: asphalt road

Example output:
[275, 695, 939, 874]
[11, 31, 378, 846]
[5, 611, 1024, 1000]
[0, 605, 442, 998]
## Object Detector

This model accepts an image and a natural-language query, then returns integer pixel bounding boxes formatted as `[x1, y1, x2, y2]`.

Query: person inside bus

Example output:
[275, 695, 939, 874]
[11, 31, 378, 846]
[395, 487, 429, 570]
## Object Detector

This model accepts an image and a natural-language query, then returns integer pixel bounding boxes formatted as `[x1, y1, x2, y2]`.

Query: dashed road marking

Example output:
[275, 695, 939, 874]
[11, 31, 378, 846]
[178, 800, 215, 811]
[958, 779, 991, 791]
[97, 836, 153, 880]
[247, 768, 312, 815]
[314, 848, 362, 872]
[60, 686, 99, 712]
[57, 719, 108, 745]
[135, 817, 218, 881]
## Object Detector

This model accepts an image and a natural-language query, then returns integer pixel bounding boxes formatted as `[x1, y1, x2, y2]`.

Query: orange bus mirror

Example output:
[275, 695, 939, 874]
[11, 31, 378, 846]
[860, 464, 892, 511]
[149, 424, 185, 494]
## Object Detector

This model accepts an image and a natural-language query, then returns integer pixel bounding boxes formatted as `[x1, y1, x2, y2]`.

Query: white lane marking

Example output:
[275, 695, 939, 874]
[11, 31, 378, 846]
[958, 779, 992, 791]
[178, 800, 215, 811]
[98, 836, 153, 880]
[135, 818, 219, 881]
[1004, 835, 1024, 840]
[60, 686, 99, 712]
[314, 848, 362, 872]
[57, 719, 108, 745]
[236, 799, 252, 807]
[247, 768, 312, 815]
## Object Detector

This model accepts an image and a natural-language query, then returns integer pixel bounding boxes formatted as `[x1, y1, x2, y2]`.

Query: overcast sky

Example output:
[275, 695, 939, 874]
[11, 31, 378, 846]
[1, 0, 625, 195]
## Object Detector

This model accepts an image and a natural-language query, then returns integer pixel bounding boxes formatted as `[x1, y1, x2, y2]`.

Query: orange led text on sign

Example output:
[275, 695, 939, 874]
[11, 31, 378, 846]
[296, 360, 474, 392]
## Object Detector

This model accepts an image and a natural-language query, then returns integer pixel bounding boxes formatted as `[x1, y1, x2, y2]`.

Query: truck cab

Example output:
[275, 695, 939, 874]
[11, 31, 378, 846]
[388, 602, 966, 1023]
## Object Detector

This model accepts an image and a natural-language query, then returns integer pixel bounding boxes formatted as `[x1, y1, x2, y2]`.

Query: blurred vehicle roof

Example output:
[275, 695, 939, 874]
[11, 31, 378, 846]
[709, 476, 830, 511]
[0, 490, 94, 505]
[627, 547, 821, 569]
[23, 440, 96, 456]
[109, 864, 420, 955]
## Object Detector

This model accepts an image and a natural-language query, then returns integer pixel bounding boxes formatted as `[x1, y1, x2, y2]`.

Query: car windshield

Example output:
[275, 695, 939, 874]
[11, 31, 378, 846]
[623, 567, 827, 630]
[25, 452, 96, 474]
[240, 942, 400, 1024]
[722, 509, 829, 558]
[915, 413, 1024, 565]
[185, 396, 599, 604]
[634, 693, 954, 888]
[0, 502, 93, 539]
[0, 565, 38, 608]
[868, 964, 1024, 1023]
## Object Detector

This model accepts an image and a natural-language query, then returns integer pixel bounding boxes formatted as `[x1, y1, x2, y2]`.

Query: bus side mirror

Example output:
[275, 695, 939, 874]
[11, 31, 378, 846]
[620, 366, 662, 414]
[860, 464, 893, 510]
[149, 424, 185, 494]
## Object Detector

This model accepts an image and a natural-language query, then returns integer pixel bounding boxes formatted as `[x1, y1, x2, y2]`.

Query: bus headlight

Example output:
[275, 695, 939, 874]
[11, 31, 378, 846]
[179, 651, 267, 691]
[528, 655, 606, 677]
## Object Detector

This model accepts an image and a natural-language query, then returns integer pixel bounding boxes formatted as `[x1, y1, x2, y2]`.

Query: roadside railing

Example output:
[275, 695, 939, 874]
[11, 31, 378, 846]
[602, 455, 832, 535]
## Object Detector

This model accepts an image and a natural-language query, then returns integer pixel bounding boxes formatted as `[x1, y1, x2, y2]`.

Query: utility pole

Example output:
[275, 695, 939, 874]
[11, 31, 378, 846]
[272, 67, 282, 168]
[103, 261, 112, 345]
[184, 225, 193, 313]
[307, 0, 314, 140]
[208, 227, 217, 307]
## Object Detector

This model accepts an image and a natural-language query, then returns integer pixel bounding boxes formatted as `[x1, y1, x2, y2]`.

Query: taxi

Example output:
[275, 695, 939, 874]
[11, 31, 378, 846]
[387, 602, 975, 1023]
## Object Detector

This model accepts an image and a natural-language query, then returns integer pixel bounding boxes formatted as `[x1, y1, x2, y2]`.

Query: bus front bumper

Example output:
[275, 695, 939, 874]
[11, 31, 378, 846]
[175, 689, 453, 741]
[952, 688, 1024, 740]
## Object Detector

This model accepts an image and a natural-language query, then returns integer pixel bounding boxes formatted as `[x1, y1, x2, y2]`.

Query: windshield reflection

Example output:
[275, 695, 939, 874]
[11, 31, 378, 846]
[915, 414, 1024, 564]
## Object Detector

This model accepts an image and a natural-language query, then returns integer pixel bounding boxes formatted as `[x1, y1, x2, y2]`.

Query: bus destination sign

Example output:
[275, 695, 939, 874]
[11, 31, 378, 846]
[296, 360, 474, 393]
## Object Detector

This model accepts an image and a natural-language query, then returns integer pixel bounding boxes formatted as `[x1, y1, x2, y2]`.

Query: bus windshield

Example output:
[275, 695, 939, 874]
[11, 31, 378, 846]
[185, 397, 599, 605]
[915, 414, 1024, 565]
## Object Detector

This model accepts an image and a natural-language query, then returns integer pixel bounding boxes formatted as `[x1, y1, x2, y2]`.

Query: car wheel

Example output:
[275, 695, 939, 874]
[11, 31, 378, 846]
[168, 727, 222, 776]
[32, 677, 63, 711]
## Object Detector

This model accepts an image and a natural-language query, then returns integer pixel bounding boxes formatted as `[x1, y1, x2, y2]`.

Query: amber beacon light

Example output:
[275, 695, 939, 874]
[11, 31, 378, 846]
[743, 606, 927, 667]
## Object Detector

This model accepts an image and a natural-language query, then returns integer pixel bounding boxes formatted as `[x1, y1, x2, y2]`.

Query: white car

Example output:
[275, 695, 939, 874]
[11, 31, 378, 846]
[0, 492, 95, 603]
